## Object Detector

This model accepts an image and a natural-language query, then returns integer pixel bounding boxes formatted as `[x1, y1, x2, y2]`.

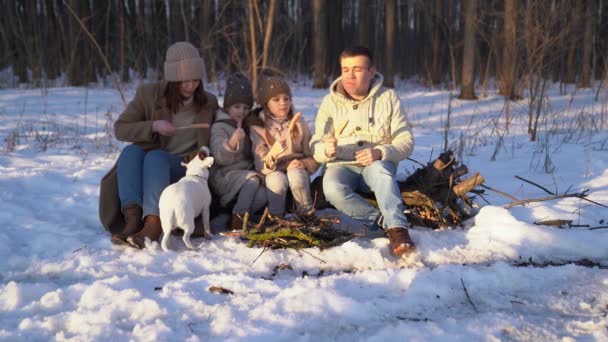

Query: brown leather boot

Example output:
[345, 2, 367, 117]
[111, 204, 143, 246]
[386, 227, 416, 256]
[127, 215, 162, 249]
[230, 213, 245, 231]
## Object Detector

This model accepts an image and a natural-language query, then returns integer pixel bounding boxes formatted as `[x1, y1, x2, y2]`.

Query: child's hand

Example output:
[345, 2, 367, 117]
[228, 119, 246, 150]
[268, 138, 287, 158]
[287, 159, 305, 170]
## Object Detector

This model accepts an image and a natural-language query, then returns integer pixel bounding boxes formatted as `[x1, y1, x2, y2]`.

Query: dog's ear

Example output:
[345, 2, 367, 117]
[198, 146, 210, 159]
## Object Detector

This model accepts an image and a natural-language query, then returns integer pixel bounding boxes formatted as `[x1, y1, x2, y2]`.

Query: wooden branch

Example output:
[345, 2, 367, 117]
[504, 193, 590, 209]
[479, 184, 520, 202]
[460, 278, 478, 312]
[515, 175, 607, 209]
[62, 0, 127, 107]
[515, 175, 554, 195]
[175, 123, 210, 130]
[254, 208, 270, 231]
[337, 119, 349, 135]
[452, 173, 484, 197]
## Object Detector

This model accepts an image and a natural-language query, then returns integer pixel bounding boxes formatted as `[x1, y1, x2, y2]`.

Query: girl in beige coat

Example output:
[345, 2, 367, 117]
[250, 75, 319, 218]
[210, 73, 266, 231]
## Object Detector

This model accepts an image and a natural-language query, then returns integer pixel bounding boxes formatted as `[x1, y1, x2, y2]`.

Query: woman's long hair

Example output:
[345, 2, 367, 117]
[164, 81, 208, 113]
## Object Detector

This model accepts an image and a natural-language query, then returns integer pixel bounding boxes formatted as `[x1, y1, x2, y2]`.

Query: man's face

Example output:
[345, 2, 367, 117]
[340, 55, 376, 99]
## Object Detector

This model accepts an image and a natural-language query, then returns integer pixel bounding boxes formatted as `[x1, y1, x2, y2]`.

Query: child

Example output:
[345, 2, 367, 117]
[210, 73, 267, 231]
[250, 75, 319, 219]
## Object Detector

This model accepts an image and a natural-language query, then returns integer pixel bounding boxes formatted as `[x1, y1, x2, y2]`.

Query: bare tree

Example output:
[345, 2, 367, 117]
[498, 0, 518, 102]
[262, 0, 277, 70]
[579, 0, 596, 88]
[459, 0, 477, 100]
[384, 0, 396, 88]
[312, 0, 328, 88]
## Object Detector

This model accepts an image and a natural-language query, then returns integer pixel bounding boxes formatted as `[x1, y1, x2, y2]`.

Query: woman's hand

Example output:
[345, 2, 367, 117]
[152, 120, 177, 136]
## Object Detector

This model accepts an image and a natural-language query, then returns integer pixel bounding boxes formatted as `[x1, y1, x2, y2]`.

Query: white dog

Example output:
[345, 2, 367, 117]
[160, 147, 214, 251]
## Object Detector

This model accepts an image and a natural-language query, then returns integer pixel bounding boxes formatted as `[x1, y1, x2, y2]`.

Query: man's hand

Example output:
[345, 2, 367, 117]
[354, 148, 382, 166]
[152, 120, 177, 136]
[228, 119, 246, 150]
[325, 137, 337, 158]
[287, 159, 305, 170]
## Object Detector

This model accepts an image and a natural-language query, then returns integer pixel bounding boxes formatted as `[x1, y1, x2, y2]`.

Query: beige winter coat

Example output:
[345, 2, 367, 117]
[310, 73, 414, 167]
[99, 81, 218, 233]
[250, 111, 319, 175]
[209, 110, 261, 207]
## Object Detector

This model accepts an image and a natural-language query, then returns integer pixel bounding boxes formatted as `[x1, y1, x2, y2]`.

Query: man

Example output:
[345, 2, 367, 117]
[310, 46, 415, 256]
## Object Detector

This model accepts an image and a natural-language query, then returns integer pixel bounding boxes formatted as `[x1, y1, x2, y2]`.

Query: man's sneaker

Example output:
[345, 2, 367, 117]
[385, 227, 416, 256]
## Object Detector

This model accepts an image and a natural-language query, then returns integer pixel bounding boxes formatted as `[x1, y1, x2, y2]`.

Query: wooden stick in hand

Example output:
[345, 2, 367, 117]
[175, 123, 210, 130]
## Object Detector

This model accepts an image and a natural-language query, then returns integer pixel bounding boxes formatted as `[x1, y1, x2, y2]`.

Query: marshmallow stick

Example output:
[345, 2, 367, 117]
[337, 119, 349, 135]
[175, 123, 210, 130]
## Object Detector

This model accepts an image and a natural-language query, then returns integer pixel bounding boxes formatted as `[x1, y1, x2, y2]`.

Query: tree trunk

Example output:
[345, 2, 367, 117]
[385, 0, 396, 88]
[459, 0, 477, 100]
[430, 0, 442, 84]
[262, 0, 277, 70]
[248, 0, 259, 95]
[328, 0, 344, 78]
[119, 0, 130, 83]
[564, 0, 582, 84]
[357, 0, 371, 47]
[578, 0, 595, 88]
[499, 0, 517, 99]
[312, 0, 328, 88]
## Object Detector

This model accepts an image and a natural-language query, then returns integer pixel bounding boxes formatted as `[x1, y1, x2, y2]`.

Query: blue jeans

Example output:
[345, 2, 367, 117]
[323, 161, 408, 230]
[117, 145, 185, 217]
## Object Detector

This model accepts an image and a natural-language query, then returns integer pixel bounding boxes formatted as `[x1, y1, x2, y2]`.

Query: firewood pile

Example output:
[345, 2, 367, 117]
[238, 210, 356, 250]
[311, 150, 484, 230]
[396, 150, 484, 229]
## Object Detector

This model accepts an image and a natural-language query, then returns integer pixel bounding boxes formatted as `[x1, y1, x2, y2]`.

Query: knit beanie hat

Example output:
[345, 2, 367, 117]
[223, 73, 254, 110]
[164, 42, 206, 82]
[256, 75, 291, 106]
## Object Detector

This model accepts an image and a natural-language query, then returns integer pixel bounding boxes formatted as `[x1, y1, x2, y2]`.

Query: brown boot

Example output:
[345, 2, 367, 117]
[220, 213, 246, 237]
[386, 227, 416, 256]
[111, 204, 143, 246]
[230, 213, 245, 231]
[127, 215, 162, 249]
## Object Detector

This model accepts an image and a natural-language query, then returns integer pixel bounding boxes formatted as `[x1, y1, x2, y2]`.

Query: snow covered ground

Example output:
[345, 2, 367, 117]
[0, 79, 607, 341]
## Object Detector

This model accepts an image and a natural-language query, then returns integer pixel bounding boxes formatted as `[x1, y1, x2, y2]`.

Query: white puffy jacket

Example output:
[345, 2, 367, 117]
[310, 73, 414, 167]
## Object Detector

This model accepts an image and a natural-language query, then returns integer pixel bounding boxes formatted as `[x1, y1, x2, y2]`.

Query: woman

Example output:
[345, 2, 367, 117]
[99, 41, 218, 249]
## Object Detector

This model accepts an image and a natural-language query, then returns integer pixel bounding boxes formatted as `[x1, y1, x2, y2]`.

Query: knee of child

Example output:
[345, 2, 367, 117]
[265, 172, 288, 192]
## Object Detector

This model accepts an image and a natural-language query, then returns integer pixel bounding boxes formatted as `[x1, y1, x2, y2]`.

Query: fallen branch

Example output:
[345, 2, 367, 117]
[504, 192, 591, 209]
[515, 175, 607, 209]
[460, 278, 478, 313]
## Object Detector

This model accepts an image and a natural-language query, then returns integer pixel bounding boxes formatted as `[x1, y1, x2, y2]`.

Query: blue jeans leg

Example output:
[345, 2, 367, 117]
[117, 144, 145, 209]
[323, 165, 381, 229]
[142, 150, 185, 217]
[362, 161, 408, 229]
